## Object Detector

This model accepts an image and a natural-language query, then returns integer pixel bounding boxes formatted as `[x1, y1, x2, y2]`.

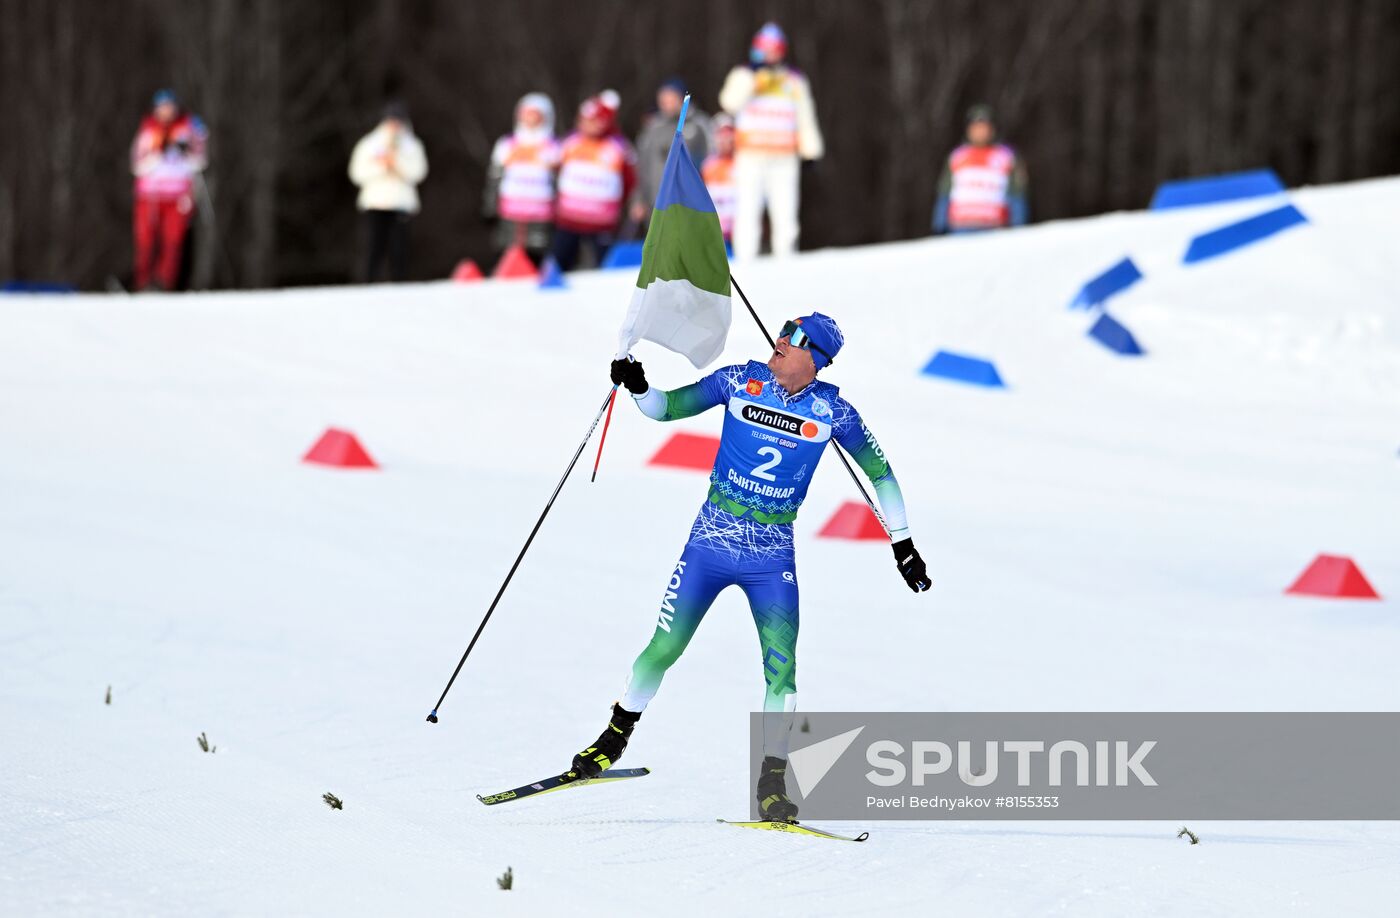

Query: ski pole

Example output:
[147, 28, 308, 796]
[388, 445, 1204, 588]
[591, 356, 643, 482]
[426, 385, 618, 723]
[590, 386, 619, 482]
[727, 273, 890, 536]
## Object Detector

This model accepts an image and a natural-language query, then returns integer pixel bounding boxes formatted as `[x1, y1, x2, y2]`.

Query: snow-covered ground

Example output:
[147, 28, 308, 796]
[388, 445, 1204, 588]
[3, 177, 1398, 916]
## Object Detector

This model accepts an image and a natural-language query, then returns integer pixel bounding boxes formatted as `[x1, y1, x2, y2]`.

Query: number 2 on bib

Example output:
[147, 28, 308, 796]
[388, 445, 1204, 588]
[751, 447, 782, 481]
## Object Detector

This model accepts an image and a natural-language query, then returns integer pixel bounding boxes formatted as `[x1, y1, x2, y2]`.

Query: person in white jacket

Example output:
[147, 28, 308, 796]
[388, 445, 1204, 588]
[348, 101, 429, 282]
[718, 22, 823, 260]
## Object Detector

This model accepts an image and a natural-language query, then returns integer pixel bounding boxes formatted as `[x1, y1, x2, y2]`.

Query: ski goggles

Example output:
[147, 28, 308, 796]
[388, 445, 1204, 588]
[778, 320, 834, 364]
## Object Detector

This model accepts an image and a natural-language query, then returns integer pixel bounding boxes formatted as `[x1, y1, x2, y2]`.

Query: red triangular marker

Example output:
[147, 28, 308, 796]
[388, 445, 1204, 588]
[648, 433, 720, 471]
[451, 259, 483, 282]
[818, 501, 887, 540]
[302, 428, 379, 469]
[492, 245, 538, 280]
[1286, 554, 1380, 599]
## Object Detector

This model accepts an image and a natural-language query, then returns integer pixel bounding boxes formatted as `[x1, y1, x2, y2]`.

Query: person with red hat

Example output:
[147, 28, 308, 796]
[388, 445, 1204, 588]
[718, 22, 823, 260]
[129, 89, 207, 291]
[551, 94, 637, 271]
[702, 114, 738, 242]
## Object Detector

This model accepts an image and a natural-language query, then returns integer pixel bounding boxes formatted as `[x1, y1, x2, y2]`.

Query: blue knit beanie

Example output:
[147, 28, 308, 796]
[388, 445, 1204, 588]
[795, 312, 843, 370]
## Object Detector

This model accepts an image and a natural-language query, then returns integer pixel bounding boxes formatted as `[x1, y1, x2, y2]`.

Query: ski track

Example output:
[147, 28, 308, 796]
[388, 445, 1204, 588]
[3, 177, 1400, 916]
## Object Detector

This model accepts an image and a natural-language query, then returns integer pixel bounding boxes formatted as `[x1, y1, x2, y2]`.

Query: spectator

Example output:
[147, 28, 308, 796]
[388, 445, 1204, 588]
[719, 22, 823, 260]
[701, 114, 737, 242]
[551, 94, 637, 271]
[348, 101, 428, 282]
[130, 89, 207, 292]
[932, 104, 1028, 234]
[483, 93, 560, 265]
[629, 77, 711, 231]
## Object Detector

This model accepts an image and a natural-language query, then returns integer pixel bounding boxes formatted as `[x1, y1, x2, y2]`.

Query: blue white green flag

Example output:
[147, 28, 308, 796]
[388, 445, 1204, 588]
[616, 101, 731, 368]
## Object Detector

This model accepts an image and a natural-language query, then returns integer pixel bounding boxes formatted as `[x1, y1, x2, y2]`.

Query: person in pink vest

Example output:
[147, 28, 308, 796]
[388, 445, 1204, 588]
[701, 114, 737, 243]
[550, 94, 637, 271]
[933, 104, 1029, 234]
[483, 93, 561, 265]
[129, 89, 207, 291]
[718, 22, 823, 260]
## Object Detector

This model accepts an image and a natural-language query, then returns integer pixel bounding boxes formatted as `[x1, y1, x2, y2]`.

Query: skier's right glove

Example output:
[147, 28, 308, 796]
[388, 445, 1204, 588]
[610, 358, 649, 395]
[892, 538, 931, 593]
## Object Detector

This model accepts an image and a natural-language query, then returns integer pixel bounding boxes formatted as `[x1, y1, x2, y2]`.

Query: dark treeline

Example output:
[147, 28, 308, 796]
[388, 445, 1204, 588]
[2, 0, 1397, 290]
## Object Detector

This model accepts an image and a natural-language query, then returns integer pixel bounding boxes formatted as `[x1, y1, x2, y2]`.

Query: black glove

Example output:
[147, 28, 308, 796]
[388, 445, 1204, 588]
[610, 358, 648, 395]
[892, 538, 931, 593]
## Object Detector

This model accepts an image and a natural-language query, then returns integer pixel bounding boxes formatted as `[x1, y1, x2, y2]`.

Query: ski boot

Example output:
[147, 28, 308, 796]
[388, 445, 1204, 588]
[757, 755, 799, 823]
[570, 703, 642, 778]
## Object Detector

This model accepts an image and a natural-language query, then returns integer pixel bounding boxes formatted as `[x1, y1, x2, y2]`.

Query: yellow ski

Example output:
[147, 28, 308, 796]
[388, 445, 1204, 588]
[717, 819, 869, 842]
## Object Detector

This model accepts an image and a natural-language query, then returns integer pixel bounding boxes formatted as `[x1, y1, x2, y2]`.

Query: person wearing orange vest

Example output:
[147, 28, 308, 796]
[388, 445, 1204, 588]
[718, 22, 823, 260]
[550, 94, 637, 271]
[129, 89, 207, 291]
[483, 93, 561, 265]
[701, 114, 737, 242]
[933, 104, 1029, 234]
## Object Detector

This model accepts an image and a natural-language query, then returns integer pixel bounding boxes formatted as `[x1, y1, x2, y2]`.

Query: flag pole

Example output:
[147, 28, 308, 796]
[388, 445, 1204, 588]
[727, 273, 890, 536]
[677, 92, 691, 133]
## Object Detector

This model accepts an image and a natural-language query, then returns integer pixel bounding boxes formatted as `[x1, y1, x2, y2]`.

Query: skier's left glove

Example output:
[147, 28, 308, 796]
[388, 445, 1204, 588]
[610, 358, 648, 395]
[892, 538, 931, 593]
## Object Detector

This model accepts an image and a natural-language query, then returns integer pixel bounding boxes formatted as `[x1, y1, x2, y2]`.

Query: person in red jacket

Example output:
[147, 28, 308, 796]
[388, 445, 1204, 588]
[130, 90, 207, 291]
[550, 94, 637, 271]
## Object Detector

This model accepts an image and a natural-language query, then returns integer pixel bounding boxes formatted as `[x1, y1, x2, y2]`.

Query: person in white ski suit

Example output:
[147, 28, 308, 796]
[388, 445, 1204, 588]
[718, 22, 823, 260]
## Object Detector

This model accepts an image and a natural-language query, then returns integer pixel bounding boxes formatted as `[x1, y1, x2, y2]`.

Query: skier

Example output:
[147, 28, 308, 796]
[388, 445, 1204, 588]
[932, 104, 1029, 234]
[483, 93, 561, 266]
[550, 94, 637, 271]
[348, 101, 429, 282]
[718, 22, 823, 260]
[571, 314, 931, 822]
[701, 115, 737, 242]
[129, 89, 207, 292]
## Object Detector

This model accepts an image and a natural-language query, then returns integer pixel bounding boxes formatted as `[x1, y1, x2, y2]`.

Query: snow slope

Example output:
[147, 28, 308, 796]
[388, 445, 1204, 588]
[2, 177, 1398, 916]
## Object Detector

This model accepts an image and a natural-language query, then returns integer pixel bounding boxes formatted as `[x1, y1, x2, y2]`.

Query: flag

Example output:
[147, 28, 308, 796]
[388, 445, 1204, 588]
[616, 112, 731, 368]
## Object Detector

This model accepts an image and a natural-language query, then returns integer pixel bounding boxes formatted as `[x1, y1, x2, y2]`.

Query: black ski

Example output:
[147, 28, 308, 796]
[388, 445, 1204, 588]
[477, 767, 651, 806]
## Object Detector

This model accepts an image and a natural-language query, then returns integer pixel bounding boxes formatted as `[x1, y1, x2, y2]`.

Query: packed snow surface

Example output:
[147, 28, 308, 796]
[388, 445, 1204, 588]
[3, 178, 1399, 916]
